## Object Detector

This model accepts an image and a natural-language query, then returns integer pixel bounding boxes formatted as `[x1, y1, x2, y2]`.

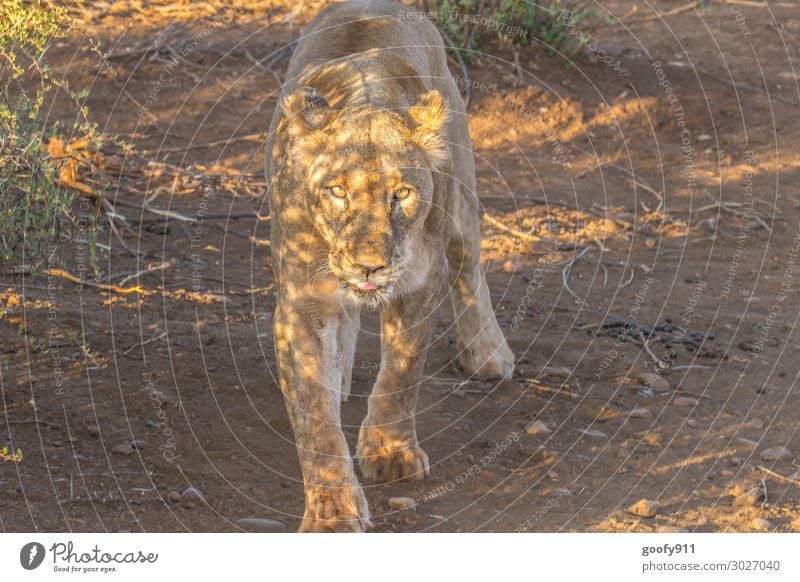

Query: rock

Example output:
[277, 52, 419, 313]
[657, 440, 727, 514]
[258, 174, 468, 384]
[180, 486, 204, 509]
[760, 447, 793, 462]
[540, 366, 572, 379]
[729, 457, 744, 467]
[627, 499, 658, 518]
[656, 525, 689, 533]
[737, 437, 759, 448]
[733, 487, 765, 508]
[745, 418, 765, 429]
[112, 443, 134, 456]
[672, 397, 698, 407]
[525, 420, 552, 436]
[577, 428, 607, 440]
[686, 419, 698, 428]
[637, 373, 670, 392]
[167, 491, 181, 503]
[86, 424, 100, 436]
[629, 408, 652, 419]
[130, 440, 146, 450]
[236, 518, 287, 532]
[388, 497, 416, 510]
[645, 238, 657, 249]
[145, 420, 158, 428]
[751, 517, 775, 531]
[720, 470, 734, 477]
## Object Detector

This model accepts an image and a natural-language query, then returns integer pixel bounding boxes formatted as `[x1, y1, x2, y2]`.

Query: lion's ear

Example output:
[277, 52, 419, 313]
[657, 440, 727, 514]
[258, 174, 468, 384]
[408, 90, 449, 170]
[281, 86, 335, 137]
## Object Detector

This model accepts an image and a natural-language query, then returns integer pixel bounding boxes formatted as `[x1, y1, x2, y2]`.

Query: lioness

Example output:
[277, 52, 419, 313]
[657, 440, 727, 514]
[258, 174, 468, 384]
[266, 0, 514, 532]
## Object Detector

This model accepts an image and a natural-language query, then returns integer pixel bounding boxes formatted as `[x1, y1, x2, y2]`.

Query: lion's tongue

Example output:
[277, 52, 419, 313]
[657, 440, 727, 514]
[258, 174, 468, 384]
[356, 281, 379, 291]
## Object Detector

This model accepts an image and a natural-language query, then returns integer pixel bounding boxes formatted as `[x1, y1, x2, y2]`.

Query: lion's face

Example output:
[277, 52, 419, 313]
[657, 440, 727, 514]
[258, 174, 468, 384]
[282, 87, 449, 307]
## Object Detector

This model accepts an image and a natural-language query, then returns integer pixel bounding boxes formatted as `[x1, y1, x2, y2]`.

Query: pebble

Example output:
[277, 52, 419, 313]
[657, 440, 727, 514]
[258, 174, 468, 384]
[167, 491, 181, 503]
[760, 447, 793, 462]
[628, 408, 652, 419]
[130, 440, 146, 450]
[656, 525, 689, 533]
[145, 420, 158, 429]
[733, 487, 765, 508]
[180, 486, 204, 509]
[720, 470, 734, 477]
[637, 373, 670, 392]
[112, 443, 135, 456]
[645, 238, 657, 249]
[540, 366, 572, 379]
[745, 418, 765, 429]
[503, 260, 518, 274]
[525, 420, 552, 436]
[686, 419, 698, 428]
[86, 424, 100, 436]
[388, 497, 416, 511]
[751, 518, 775, 531]
[672, 397, 698, 408]
[577, 428, 607, 440]
[729, 457, 744, 466]
[235, 518, 287, 532]
[627, 499, 659, 518]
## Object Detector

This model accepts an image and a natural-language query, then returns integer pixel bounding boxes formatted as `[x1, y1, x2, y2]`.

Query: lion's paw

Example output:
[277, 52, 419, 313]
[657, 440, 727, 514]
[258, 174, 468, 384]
[357, 425, 430, 483]
[457, 333, 514, 380]
[298, 482, 371, 533]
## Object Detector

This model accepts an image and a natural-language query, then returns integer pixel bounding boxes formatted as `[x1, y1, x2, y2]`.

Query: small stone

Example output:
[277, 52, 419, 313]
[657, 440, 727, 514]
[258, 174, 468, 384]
[733, 487, 765, 508]
[540, 366, 572, 379]
[760, 447, 793, 462]
[112, 443, 134, 456]
[729, 457, 744, 467]
[656, 525, 689, 533]
[86, 424, 100, 436]
[388, 497, 416, 510]
[235, 518, 287, 532]
[644, 432, 662, 447]
[686, 419, 698, 428]
[167, 491, 181, 503]
[49, 441, 64, 448]
[629, 408, 652, 419]
[673, 397, 698, 407]
[697, 134, 712, 142]
[745, 418, 765, 429]
[627, 499, 658, 518]
[130, 440, 146, 450]
[145, 420, 158, 428]
[751, 517, 775, 531]
[503, 260, 518, 274]
[577, 428, 607, 440]
[180, 486, 204, 509]
[525, 420, 552, 436]
[720, 470, 734, 477]
[737, 437, 759, 448]
[637, 373, 670, 392]
[645, 238, 657, 249]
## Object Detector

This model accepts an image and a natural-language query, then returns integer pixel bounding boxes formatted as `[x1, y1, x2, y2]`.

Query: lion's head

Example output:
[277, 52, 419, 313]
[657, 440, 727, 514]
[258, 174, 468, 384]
[281, 80, 449, 308]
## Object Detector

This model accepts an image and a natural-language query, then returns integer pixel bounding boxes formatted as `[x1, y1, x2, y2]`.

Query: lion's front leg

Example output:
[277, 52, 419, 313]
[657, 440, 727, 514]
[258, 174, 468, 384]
[273, 299, 370, 532]
[357, 264, 446, 483]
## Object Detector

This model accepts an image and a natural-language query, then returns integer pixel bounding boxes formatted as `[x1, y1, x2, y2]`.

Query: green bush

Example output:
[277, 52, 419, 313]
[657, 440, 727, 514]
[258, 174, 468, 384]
[0, 0, 99, 271]
[419, 0, 592, 58]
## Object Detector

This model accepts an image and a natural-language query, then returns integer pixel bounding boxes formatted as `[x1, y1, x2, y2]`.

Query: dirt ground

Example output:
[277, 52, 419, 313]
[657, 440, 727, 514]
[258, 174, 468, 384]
[2, 0, 800, 533]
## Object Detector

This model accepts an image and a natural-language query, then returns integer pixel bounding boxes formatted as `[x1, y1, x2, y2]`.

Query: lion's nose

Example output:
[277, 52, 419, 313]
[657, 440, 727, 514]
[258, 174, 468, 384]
[349, 259, 388, 277]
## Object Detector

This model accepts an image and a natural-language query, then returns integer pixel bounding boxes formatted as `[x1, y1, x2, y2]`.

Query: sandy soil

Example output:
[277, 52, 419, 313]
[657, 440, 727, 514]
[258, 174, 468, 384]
[2, 0, 800, 533]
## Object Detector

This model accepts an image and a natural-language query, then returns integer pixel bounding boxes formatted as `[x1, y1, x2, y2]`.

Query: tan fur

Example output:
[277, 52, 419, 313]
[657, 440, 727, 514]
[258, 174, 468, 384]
[266, 0, 514, 532]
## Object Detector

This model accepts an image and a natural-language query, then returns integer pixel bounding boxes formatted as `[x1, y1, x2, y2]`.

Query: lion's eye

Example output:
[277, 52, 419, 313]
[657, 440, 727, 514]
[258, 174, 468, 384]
[325, 186, 347, 199]
[393, 187, 412, 201]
